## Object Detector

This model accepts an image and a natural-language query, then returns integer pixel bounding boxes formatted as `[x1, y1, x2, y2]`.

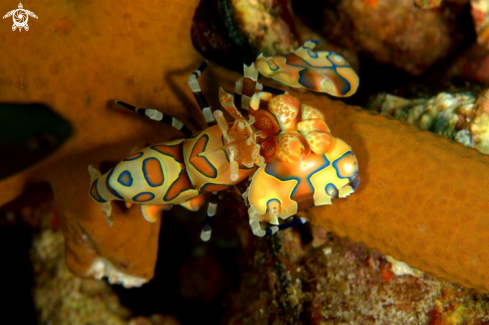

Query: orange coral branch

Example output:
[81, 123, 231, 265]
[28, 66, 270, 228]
[296, 92, 489, 292]
[0, 0, 205, 286]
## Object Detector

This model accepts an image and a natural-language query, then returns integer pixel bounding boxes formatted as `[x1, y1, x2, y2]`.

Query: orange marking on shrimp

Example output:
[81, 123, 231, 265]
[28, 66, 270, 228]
[189, 135, 217, 178]
[133, 193, 154, 202]
[90, 180, 105, 202]
[164, 170, 195, 201]
[143, 158, 164, 187]
[151, 144, 184, 163]
[123, 152, 143, 161]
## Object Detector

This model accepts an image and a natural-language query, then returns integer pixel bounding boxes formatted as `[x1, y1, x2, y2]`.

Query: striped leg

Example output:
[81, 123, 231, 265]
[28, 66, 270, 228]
[188, 60, 215, 125]
[115, 100, 192, 137]
[234, 63, 288, 115]
[200, 192, 219, 242]
[263, 217, 309, 236]
[234, 64, 259, 115]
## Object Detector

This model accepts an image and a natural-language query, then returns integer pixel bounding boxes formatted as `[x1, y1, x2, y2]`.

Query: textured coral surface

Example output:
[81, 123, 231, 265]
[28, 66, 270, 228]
[0, 0, 208, 284]
[294, 91, 489, 292]
[225, 223, 489, 324]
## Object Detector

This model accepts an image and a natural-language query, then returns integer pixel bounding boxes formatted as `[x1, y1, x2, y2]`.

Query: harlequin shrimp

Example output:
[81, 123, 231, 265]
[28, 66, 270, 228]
[88, 41, 360, 241]
[242, 91, 360, 237]
[255, 40, 359, 97]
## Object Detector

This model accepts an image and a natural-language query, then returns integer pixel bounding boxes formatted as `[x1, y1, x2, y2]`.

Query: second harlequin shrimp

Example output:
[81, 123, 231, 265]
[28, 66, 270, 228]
[255, 40, 359, 97]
